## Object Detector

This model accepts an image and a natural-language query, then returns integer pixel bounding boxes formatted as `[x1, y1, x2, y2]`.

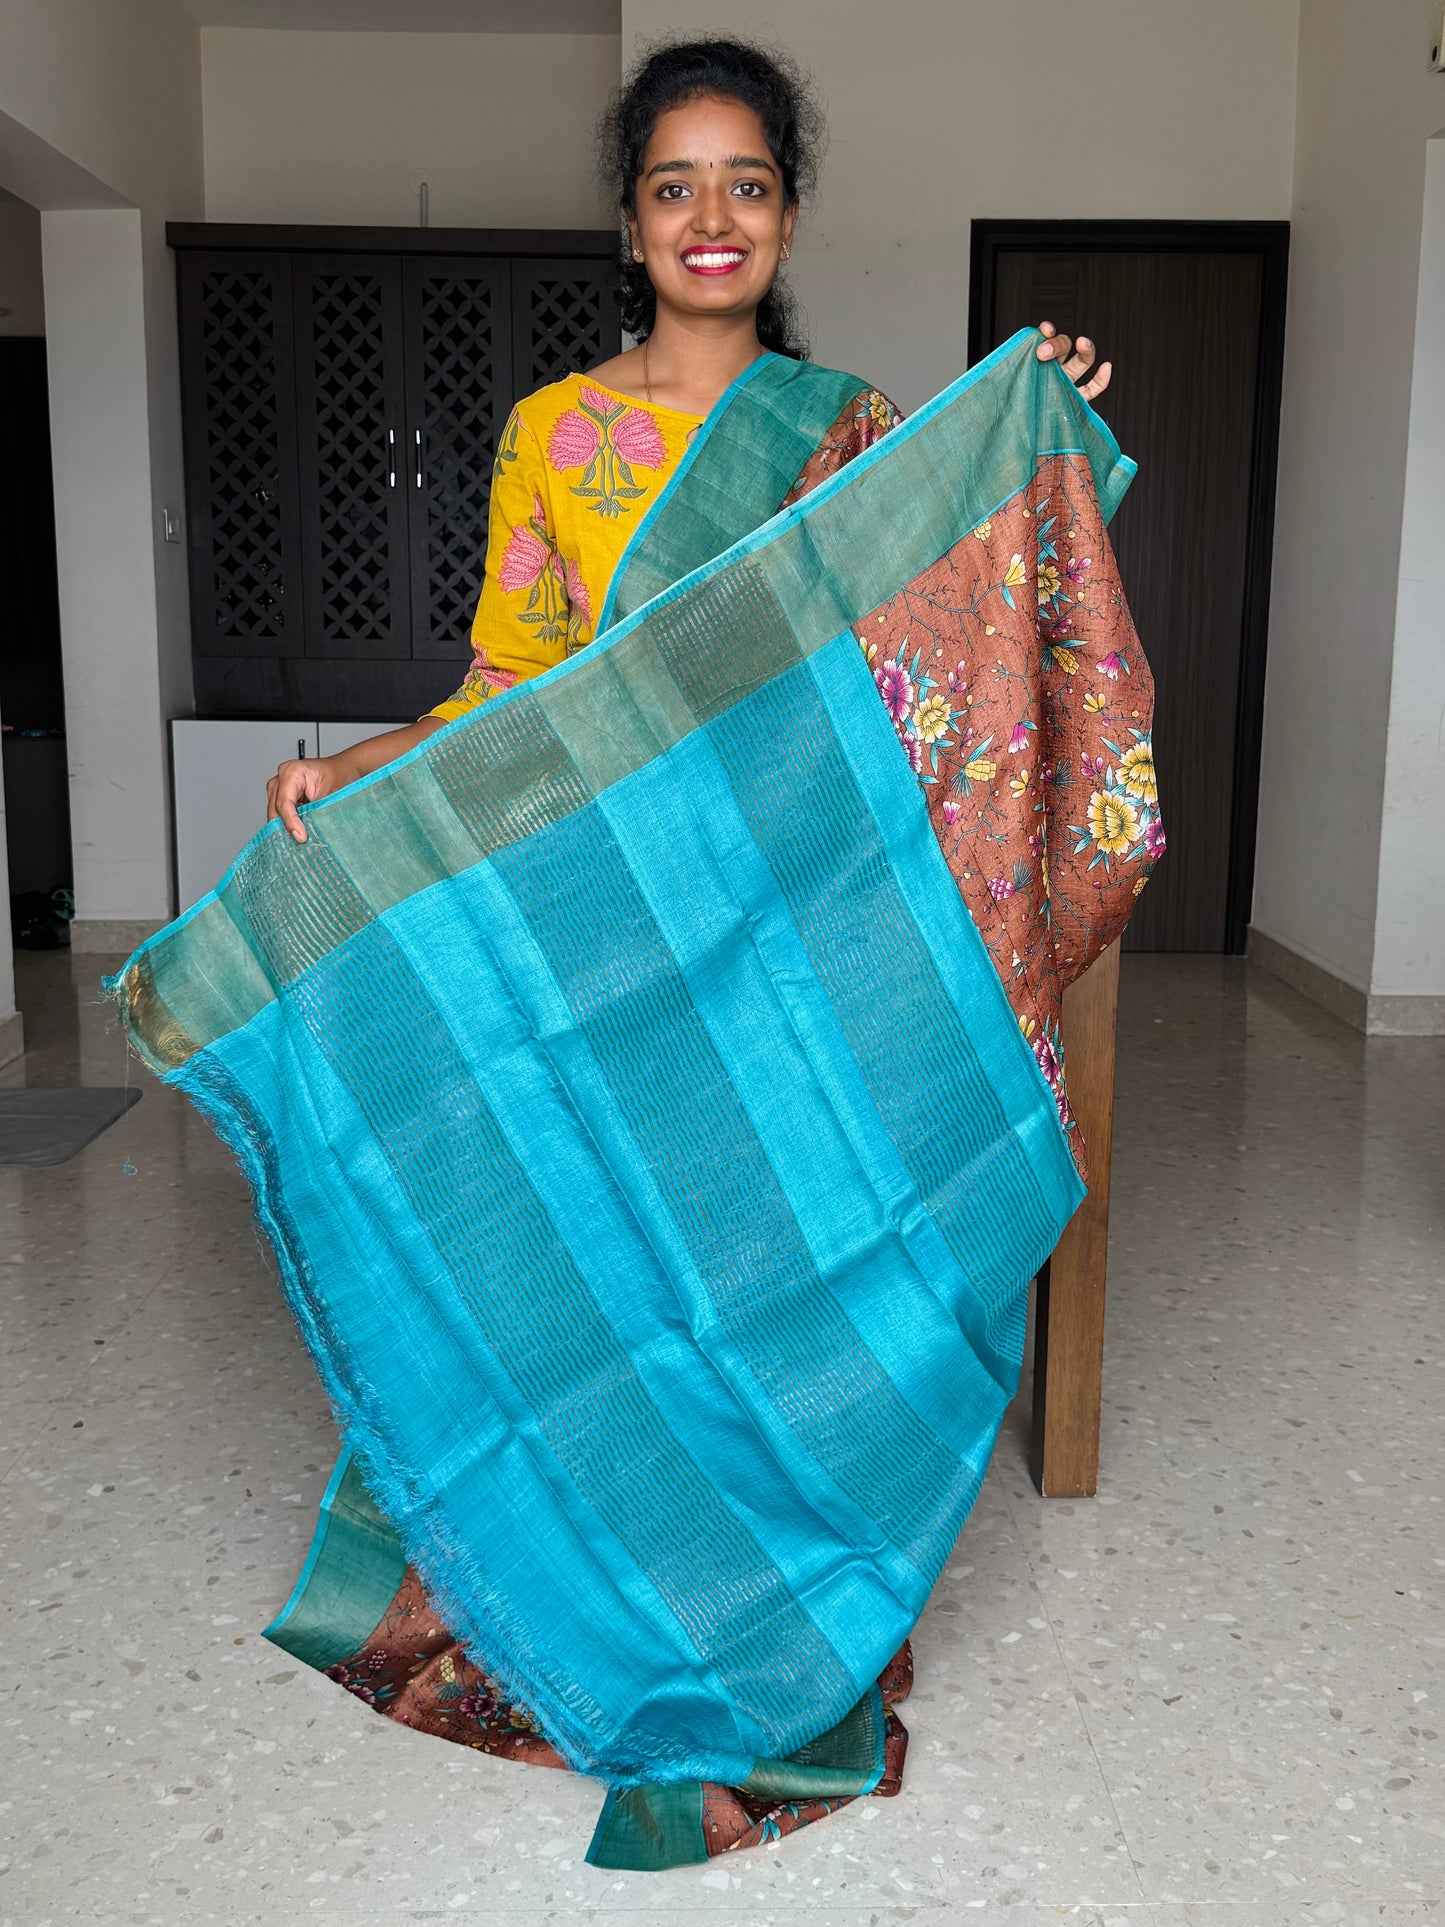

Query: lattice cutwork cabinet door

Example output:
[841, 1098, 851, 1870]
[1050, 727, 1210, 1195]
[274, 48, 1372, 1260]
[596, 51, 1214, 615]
[293, 257, 413, 659]
[511, 258, 621, 399]
[178, 253, 306, 659]
[402, 258, 513, 662]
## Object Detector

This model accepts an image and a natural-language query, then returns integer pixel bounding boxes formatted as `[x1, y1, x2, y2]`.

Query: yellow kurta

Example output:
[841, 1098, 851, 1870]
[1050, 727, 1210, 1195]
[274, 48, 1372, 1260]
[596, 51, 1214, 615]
[430, 376, 701, 722]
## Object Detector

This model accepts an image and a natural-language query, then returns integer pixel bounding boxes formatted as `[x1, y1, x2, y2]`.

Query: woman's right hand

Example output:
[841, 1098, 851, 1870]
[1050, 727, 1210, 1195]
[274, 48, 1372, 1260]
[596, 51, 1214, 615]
[263, 717, 445, 844]
[266, 754, 349, 844]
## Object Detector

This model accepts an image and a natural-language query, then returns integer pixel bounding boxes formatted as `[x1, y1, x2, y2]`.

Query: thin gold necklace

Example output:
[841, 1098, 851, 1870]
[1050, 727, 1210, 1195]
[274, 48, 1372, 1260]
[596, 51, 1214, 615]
[642, 337, 652, 407]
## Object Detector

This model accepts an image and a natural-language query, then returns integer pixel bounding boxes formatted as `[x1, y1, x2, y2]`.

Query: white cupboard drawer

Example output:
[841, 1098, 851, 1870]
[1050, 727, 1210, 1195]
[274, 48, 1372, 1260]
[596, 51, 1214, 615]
[316, 721, 399, 759]
[171, 719, 317, 911]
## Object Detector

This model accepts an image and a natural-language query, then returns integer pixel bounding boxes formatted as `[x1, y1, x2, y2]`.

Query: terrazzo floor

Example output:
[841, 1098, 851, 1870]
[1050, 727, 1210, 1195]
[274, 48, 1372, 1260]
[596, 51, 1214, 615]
[0, 949, 1441, 1927]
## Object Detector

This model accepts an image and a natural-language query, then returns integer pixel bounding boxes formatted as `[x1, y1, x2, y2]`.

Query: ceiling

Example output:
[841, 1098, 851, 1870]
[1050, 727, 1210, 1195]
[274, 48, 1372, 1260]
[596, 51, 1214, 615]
[179, 0, 618, 27]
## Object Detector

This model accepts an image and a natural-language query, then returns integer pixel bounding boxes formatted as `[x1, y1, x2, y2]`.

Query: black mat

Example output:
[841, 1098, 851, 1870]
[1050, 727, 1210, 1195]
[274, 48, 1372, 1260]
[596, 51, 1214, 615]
[0, 1087, 142, 1166]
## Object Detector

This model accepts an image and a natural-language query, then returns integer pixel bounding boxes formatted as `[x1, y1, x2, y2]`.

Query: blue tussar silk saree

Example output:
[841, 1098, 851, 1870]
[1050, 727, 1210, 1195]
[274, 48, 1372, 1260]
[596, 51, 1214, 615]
[110, 331, 1155, 1869]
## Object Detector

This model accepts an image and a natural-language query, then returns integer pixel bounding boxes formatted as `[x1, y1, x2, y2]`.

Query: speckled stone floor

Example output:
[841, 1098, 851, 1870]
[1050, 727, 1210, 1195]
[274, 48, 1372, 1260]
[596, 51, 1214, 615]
[0, 950, 1440, 1927]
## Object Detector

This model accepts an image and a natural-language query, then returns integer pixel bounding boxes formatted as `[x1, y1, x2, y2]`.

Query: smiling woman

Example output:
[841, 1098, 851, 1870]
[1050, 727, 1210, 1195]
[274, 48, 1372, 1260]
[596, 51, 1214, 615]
[263, 38, 1111, 835]
[603, 38, 818, 368]
[180, 33, 1154, 1876]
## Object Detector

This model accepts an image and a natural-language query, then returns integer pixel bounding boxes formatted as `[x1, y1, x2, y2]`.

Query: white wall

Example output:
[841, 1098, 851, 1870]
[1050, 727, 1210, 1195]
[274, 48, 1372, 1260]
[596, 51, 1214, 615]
[43, 211, 174, 929]
[0, 0, 200, 216]
[0, 190, 44, 332]
[1372, 131, 1445, 1001]
[621, 0, 1300, 409]
[202, 29, 621, 228]
[0, 0, 202, 942]
[1253, 0, 1445, 1002]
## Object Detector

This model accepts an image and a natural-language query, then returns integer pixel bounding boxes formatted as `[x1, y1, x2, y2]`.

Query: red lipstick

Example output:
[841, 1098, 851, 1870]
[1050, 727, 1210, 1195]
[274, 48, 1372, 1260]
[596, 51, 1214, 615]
[680, 247, 749, 276]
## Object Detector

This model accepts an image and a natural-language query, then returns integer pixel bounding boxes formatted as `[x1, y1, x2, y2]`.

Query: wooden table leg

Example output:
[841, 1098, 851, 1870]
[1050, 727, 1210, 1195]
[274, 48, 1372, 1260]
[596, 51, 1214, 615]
[1029, 939, 1121, 1498]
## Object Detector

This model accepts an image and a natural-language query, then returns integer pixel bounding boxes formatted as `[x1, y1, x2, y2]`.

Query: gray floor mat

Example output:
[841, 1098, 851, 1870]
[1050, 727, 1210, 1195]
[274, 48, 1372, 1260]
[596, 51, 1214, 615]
[0, 1087, 142, 1166]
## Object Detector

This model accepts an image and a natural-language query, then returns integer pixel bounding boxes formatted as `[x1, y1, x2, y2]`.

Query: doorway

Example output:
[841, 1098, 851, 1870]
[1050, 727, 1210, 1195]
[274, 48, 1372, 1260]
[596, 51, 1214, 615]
[0, 189, 71, 953]
[969, 220, 1288, 953]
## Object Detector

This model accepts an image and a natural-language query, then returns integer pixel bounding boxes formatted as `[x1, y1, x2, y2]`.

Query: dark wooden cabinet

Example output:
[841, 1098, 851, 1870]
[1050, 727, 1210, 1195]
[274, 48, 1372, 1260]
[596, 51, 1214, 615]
[178, 252, 306, 660]
[172, 225, 619, 719]
[510, 256, 617, 396]
[403, 256, 512, 660]
[293, 255, 412, 662]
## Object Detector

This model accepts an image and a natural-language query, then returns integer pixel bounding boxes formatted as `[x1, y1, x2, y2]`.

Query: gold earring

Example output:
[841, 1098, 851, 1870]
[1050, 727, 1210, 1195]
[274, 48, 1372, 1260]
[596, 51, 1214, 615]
[633, 248, 644, 262]
[782, 245, 791, 260]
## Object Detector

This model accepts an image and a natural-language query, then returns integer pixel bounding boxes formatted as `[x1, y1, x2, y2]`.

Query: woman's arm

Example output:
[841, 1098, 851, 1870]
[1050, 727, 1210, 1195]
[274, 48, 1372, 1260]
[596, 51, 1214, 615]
[266, 403, 573, 844]
[265, 716, 445, 844]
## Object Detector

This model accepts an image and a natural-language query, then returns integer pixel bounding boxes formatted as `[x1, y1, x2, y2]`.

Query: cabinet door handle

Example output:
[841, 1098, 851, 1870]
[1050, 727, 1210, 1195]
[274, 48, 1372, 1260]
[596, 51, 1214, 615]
[415, 427, 423, 490]
[387, 427, 396, 489]
[298, 737, 307, 760]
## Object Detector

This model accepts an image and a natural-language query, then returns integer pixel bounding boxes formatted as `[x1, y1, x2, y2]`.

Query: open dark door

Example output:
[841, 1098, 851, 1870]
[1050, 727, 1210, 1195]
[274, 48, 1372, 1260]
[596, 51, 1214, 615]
[0, 336, 72, 912]
[970, 221, 1287, 953]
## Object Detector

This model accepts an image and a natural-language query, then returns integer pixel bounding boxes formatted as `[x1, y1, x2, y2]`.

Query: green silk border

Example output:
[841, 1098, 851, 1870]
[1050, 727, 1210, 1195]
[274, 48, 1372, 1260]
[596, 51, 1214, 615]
[263, 1451, 407, 1672]
[600, 355, 868, 629]
[586, 1686, 886, 1870]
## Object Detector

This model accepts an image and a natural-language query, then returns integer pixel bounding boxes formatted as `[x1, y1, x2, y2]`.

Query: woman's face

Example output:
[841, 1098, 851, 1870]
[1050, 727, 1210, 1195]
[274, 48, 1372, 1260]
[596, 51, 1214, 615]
[629, 93, 797, 328]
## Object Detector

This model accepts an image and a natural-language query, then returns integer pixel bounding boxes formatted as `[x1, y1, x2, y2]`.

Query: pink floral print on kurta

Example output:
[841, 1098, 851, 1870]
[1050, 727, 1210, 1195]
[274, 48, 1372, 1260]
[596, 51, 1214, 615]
[546, 385, 667, 519]
[488, 491, 593, 657]
[496, 493, 569, 644]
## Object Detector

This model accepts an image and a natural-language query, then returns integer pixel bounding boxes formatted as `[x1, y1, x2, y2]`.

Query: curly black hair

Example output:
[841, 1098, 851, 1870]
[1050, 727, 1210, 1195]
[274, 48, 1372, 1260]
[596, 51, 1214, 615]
[597, 37, 824, 359]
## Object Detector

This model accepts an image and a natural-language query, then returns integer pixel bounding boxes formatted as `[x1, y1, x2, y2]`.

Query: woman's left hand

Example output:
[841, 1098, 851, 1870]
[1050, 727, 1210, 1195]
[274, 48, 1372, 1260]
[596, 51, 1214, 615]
[1035, 321, 1112, 401]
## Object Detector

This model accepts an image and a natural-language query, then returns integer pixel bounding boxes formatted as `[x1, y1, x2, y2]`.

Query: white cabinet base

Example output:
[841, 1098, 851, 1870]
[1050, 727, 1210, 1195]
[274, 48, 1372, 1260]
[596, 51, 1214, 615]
[171, 720, 317, 911]
[316, 721, 399, 759]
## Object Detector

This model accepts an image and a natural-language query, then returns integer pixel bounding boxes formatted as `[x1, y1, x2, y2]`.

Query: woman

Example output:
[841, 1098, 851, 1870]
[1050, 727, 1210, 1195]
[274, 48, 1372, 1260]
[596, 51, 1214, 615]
[266, 39, 1110, 843]
[126, 38, 1154, 1876]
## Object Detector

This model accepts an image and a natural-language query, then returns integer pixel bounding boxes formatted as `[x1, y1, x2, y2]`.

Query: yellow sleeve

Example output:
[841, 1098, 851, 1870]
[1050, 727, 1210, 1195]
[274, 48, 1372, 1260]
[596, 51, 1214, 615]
[428, 407, 571, 722]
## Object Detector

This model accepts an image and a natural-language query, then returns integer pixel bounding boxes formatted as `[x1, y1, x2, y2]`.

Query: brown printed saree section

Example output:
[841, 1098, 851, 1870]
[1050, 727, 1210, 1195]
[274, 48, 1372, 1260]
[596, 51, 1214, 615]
[858, 450, 1156, 1173]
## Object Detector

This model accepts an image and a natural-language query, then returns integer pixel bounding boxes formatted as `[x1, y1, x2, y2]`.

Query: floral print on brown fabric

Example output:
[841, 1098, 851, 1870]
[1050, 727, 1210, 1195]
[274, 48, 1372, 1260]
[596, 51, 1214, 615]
[857, 452, 1158, 1175]
[322, 1568, 569, 1770]
[783, 386, 904, 501]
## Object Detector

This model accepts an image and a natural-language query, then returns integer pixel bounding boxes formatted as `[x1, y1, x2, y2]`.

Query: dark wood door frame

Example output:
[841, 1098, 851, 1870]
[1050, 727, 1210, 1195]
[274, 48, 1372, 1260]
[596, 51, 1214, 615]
[968, 219, 1289, 956]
